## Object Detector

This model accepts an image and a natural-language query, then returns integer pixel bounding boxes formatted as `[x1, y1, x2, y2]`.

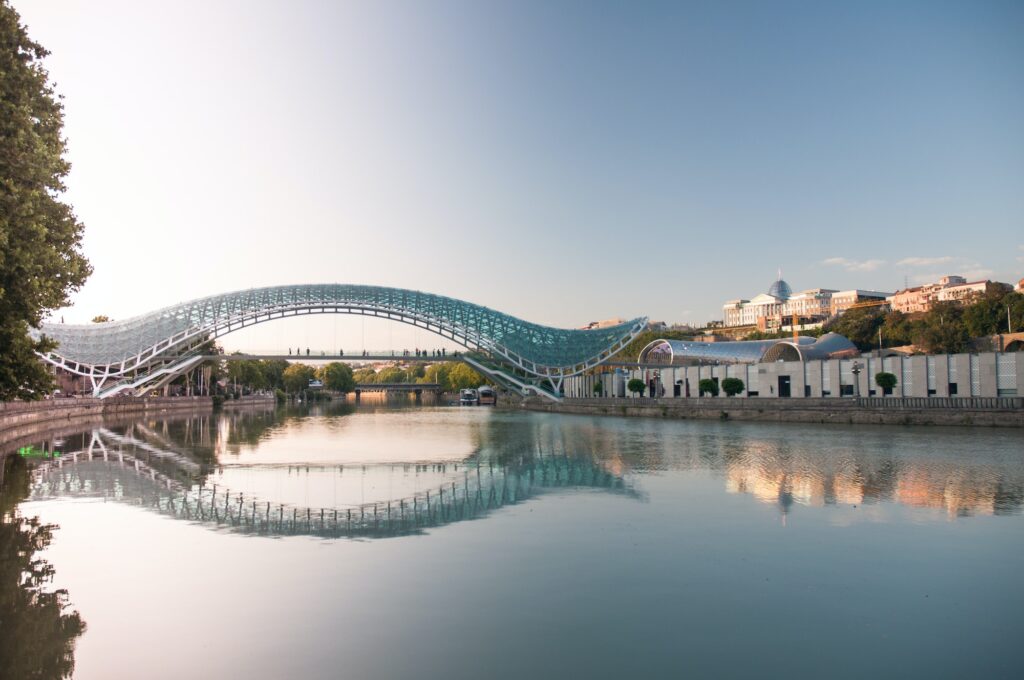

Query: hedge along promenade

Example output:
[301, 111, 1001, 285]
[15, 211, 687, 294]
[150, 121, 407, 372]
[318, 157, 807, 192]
[501, 395, 1024, 428]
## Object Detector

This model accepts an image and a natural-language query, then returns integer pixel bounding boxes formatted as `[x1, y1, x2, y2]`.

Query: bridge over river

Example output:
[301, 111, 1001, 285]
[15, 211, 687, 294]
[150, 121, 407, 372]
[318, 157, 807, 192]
[33, 284, 646, 401]
[27, 428, 638, 538]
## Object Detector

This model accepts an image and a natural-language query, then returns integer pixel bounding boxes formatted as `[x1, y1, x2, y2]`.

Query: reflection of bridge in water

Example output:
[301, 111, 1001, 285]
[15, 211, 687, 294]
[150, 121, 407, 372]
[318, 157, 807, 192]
[28, 429, 637, 538]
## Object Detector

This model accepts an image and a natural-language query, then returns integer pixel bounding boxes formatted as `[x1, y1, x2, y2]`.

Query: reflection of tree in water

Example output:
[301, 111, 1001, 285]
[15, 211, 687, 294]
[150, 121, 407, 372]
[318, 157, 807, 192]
[0, 455, 86, 679]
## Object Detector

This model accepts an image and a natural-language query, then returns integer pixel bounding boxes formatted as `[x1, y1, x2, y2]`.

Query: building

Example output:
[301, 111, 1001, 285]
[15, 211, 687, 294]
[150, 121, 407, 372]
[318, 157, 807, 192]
[722, 276, 890, 330]
[829, 290, 891, 315]
[937, 279, 1011, 303]
[887, 275, 1011, 314]
[722, 276, 791, 327]
[580, 317, 628, 330]
[566, 350, 1023, 400]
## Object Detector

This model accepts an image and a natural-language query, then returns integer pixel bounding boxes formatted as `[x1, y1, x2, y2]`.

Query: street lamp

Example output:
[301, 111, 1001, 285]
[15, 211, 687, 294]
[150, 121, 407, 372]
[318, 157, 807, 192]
[851, 362, 863, 398]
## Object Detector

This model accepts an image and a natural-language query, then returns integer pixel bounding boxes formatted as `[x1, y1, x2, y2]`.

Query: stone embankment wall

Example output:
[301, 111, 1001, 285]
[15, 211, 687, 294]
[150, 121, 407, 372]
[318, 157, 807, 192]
[501, 396, 1024, 427]
[0, 395, 274, 458]
[0, 395, 209, 438]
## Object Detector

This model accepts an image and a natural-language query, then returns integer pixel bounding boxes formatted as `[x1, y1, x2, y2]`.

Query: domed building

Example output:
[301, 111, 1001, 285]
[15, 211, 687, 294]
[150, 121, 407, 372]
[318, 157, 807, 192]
[722, 274, 793, 327]
[767, 277, 792, 300]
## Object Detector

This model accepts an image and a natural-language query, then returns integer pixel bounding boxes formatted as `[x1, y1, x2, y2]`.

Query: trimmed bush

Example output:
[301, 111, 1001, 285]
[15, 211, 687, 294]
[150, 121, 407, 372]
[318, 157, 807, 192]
[698, 378, 719, 397]
[721, 377, 745, 397]
[875, 371, 897, 395]
[627, 378, 646, 397]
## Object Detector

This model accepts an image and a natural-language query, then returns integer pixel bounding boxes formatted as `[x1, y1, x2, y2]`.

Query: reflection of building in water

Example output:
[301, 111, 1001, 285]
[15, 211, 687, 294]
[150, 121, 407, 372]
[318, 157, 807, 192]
[723, 446, 1023, 519]
[895, 468, 1001, 518]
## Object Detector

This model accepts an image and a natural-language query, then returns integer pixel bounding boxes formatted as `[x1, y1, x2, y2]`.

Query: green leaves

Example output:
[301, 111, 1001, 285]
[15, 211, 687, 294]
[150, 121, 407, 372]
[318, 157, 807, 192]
[0, 2, 91, 400]
[318, 362, 356, 393]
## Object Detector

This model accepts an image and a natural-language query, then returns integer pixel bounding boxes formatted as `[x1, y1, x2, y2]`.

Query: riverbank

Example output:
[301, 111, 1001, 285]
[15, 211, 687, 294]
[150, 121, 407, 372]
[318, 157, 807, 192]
[501, 395, 1024, 427]
[0, 395, 275, 446]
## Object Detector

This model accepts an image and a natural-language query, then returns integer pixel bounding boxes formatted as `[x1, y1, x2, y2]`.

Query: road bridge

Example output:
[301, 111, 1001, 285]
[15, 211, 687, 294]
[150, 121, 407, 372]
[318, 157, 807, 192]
[32, 284, 646, 401]
[353, 383, 442, 396]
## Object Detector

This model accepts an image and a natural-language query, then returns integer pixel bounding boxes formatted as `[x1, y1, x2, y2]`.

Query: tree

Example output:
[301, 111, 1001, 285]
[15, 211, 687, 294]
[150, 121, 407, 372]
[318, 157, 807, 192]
[915, 302, 969, 354]
[874, 371, 897, 395]
[319, 362, 355, 393]
[698, 378, 719, 397]
[829, 307, 885, 350]
[721, 377, 744, 397]
[90, 315, 110, 323]
[880, 311, 914, 348]
[593, 380, 603, 395]
[258, 359, 289, 391]
[447, 363, 484, 390]
[627, 378, 646, 397]
[1004, 291, 1024, 334]
[375, 366, 408, 384]
[962, 293, 1005, 337]
[226, 356, 266, 393]
[353, 367, 378, 384]
[0, 3, 92, 400]
[282, 363, 316, 393]
[420, 363, 452, 391]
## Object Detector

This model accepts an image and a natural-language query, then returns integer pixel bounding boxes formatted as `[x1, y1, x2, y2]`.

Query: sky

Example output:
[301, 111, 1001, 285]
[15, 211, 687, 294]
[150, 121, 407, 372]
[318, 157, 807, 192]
[13, 0, 1024, 352]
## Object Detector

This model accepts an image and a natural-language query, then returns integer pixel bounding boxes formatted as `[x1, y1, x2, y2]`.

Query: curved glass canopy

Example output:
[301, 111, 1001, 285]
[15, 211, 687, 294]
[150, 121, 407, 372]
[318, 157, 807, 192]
[638, 333, 857, 365]
[34, 284, 646, 398]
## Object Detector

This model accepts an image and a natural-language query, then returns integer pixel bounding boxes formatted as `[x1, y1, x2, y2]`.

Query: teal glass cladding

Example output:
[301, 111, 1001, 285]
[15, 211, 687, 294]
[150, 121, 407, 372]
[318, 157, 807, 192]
[35, 284, 646, 378]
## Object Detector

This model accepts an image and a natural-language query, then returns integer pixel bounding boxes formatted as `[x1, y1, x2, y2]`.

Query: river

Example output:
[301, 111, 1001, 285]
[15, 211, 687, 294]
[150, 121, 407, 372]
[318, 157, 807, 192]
[2, 399, 1022, 679]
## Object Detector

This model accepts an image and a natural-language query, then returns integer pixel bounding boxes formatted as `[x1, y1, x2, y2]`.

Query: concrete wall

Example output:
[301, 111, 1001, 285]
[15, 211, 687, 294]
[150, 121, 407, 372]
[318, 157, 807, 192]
[505, 395, 1024, 428]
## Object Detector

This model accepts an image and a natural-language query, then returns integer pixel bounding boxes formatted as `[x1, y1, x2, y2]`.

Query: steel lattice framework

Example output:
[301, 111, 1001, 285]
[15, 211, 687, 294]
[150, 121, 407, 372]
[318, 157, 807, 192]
[33, 284, 646, 400]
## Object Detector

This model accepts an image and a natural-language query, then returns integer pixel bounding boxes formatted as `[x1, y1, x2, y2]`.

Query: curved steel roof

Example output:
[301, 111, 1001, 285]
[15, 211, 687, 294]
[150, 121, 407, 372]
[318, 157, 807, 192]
[638, 333, 857, 365]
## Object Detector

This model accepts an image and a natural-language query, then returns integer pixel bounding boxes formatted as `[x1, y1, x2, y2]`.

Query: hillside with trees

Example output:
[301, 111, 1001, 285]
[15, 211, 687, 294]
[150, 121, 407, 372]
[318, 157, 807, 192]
[827, 289, 1024, 354]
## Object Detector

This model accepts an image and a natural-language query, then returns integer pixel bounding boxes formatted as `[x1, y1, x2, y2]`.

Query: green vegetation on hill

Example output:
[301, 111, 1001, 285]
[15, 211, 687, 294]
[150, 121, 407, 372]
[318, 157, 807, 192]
[827, 290, 1024, 354]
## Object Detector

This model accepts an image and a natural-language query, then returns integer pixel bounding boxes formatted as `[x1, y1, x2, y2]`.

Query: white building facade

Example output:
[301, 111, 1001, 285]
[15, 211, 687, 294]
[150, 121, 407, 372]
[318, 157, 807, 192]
[565, 351, 1022, 401]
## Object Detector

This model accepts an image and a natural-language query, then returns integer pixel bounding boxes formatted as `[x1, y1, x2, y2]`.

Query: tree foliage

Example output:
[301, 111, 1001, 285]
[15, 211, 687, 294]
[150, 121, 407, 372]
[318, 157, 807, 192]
[698, 378, 719, 397]
[874, 371, 897, 392]
[626, 378, 646, 396]
[318, 362, 355, 393]
[447, 363, 484, 390]
[721, 377, 744, 397]
[282, 363, 316, 393]
[0, 3, 92, 400]
[829, 308, 885, 350]
[373, 366, 408, 384]
[826, 292, 1024, 353]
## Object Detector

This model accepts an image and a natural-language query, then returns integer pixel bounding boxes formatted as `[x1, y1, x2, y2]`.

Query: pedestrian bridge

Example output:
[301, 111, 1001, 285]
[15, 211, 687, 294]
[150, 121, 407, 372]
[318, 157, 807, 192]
[33, 284, 645, 401]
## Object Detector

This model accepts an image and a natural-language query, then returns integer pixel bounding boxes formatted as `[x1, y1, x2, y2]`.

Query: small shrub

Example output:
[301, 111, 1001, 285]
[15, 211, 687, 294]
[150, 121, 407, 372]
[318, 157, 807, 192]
[627, 378, 646, 397]
[875, 371, 897, 395]
[721, 377, 745, 397]
[698, 378, 719, 397]
[211, 394, 224, 409]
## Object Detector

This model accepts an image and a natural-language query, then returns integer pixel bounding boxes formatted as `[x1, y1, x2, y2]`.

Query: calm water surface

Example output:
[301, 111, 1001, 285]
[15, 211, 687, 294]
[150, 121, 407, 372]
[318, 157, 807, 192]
[2, 399, 1023, 679]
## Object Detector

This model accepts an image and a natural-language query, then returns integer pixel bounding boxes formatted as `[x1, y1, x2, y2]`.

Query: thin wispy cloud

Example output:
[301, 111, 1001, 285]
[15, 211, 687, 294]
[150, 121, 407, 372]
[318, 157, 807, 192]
[897, 256, 953, 267]
[822, 257, 886, 272]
